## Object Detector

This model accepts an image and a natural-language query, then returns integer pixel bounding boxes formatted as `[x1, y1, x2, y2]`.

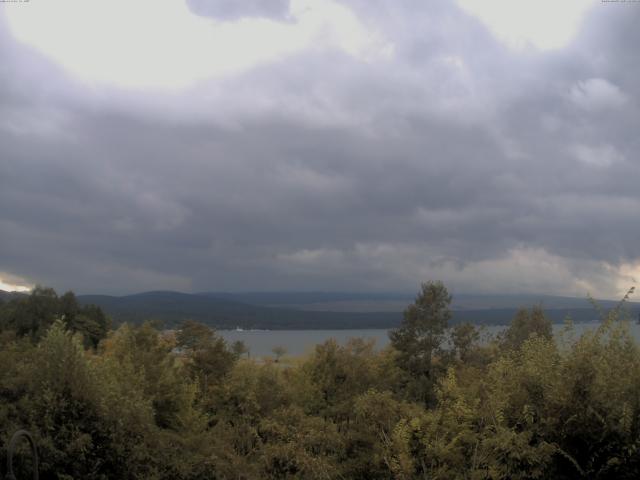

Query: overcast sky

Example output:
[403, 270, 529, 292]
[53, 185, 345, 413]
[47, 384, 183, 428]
[1, 0, 639, 298]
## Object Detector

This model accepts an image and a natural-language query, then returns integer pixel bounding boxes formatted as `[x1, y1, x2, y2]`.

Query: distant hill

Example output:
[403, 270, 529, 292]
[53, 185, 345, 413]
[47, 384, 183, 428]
[198, 291, 639, 312]
[77, 291, 402, 330]
[6, 288, 638, 329]
[451, 293, 633, 311]
[197, 291, 414, 306]
[77, 290, 640, 330]
[0, 289, 28, 301]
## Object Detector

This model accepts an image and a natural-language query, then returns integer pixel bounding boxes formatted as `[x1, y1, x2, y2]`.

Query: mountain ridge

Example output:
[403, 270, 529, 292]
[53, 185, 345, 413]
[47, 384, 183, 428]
[4, 289, 638, 330]
[77, 291, 640, 329]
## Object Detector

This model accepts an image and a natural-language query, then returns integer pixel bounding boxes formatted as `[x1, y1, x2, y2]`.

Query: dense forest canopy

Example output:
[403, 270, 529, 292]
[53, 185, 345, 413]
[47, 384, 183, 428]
[1, 283, 640, 479]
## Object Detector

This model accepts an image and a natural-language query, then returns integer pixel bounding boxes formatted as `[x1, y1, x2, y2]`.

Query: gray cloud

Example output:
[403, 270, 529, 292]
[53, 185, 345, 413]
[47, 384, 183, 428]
[1, 2, 640, 297]
[186, 0, 290, 21]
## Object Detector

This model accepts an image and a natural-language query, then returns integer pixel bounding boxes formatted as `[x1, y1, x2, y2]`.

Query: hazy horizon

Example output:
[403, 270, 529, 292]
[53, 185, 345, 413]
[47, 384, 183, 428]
[2, 286, 632, 304]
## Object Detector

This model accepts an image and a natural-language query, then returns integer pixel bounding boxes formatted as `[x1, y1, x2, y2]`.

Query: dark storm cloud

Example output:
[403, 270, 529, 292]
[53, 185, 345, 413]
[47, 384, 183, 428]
[2, 1, 640, 296]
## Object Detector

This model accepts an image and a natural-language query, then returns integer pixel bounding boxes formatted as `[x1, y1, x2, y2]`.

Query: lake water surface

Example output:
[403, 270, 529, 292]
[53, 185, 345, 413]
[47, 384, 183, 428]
[219, 321, 640, 358]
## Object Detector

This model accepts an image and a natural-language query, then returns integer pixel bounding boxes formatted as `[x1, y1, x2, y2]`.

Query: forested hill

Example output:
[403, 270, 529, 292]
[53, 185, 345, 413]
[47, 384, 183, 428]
[0, 289, 27, 302]
[76, 291, 401, 329]
[70, 290, 640, 329]
[203, 291, 640, 311]
[3, 289, 637, 329]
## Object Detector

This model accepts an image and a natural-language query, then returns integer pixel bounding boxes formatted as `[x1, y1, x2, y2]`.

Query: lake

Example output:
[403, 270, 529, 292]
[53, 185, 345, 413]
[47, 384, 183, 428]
[219, 321, 640, 358]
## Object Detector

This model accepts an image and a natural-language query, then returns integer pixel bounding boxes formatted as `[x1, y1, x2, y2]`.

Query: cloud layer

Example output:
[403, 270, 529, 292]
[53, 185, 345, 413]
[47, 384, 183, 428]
[1, 0, 640, 297]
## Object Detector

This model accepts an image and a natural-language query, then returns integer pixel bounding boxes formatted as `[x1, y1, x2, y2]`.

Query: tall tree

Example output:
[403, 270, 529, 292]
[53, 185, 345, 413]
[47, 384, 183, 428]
[501, 305, 552, 350]
[389, 281, 452, 403]
[450, 322, 480, 362]
[176, 320, 237, 394]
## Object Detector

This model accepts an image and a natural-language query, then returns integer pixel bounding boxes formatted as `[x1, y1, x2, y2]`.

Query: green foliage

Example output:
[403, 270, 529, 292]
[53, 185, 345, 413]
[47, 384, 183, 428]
[2, 284, 640, 479]
[389, 280, 452, 404]
[176, 320, 238, 396]
[501, 305, 552, 351]
[231, 340, 249, 358]
[451, 322, 481, 362]
[101, 322, 198, 431]
[0, 286, 110, 347]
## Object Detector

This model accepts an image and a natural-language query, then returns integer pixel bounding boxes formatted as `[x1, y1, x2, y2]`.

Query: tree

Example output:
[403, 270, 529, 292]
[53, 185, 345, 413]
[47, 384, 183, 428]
[60, 290, 110, 348]
[389, 281, 452, 404]
[502, 305, 552, 351]
[176, 319, 214, 350]
[14, 321, 160, 479]
[450, 322, 480, 362]
[0, 287, 109, 347]
[232, 340, 249, 358]
[71, 303, 111, 348]
[176, 320, 237, 393]
[272, 345, 287, 363]
[3, 286, 59, 339]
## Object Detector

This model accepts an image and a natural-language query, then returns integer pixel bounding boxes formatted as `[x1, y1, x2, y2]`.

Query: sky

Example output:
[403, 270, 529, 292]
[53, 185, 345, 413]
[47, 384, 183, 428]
[1, 0, 639, 298]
